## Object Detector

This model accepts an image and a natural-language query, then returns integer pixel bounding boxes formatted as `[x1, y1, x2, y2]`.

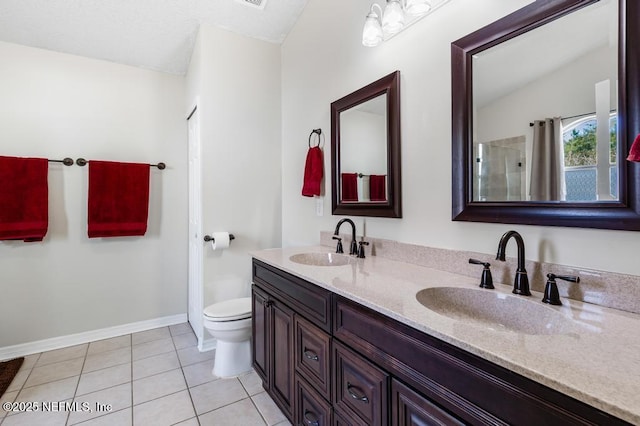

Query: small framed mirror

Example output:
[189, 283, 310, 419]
[331, 71, 402, 217]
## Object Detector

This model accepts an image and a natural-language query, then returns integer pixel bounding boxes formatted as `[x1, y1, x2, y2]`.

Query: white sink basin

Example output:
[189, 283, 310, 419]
[416, 287, 577, 335]
[289, 252, 355, 267]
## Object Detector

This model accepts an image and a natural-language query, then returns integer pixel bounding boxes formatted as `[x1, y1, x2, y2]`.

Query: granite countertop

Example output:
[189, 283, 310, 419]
[251, 246, 640, 425]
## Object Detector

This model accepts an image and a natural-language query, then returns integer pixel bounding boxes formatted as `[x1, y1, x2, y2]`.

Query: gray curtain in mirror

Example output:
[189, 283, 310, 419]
[529, 118, 564, 201]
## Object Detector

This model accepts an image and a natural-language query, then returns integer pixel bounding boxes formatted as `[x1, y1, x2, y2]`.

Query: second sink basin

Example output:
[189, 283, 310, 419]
[416, 287, 578, 335]
[289, 252, 355, 267]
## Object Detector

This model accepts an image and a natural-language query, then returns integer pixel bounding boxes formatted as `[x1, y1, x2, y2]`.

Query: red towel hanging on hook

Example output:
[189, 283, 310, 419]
[302, 130, 323, 197]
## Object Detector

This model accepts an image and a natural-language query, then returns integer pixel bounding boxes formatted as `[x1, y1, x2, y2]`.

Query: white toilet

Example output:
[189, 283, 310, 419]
[203, 297, 253, 378]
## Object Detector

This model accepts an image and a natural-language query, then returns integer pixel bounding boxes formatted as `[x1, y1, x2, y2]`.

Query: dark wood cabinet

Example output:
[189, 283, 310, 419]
[251, 279, 294, 419]
[253, 260, 332, 424]
[251, 285, 270, 383]
[252, 259, 631, 426]
[271, 299, 294, 417]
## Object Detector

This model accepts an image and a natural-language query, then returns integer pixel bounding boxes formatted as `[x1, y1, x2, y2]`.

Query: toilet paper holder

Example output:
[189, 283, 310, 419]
[203, 234, 235, 243]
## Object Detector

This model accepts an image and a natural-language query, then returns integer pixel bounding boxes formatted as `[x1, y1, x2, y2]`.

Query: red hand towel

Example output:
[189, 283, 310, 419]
[88, 160, 150, 238]
[301, 146, 323, 197]
[0, 156, 48, 242]
[627, 134, 640, 162]
[369, 175, 387, 202]
[341, 173, 358, 201]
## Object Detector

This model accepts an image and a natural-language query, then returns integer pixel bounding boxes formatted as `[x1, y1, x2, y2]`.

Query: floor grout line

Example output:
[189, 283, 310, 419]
[2, 324, 284, 426]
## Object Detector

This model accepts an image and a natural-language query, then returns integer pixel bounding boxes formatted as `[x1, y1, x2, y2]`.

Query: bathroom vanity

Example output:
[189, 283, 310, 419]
[251, 247, 639, 425]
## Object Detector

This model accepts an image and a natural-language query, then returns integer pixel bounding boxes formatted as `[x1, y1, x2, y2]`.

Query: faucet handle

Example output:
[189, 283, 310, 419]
[542, 273, 580, 305]
[332, 236, 344, 254]
[469, 258, 494, 289]
[357, 241, 369, 258]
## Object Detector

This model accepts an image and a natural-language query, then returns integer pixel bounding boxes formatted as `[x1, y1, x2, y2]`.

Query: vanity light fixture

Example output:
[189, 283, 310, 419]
[362, 0, 450, 47]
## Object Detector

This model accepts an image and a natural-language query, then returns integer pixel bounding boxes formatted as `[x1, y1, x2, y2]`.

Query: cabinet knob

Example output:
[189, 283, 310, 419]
[303, 409, 320, 426]
[346, 382, 369, 403]
[303, 348, 319, 361]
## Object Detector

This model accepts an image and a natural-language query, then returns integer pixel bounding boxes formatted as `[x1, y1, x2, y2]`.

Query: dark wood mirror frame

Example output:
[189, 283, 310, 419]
[331, 70, 402, 218]
[452, 0, 640, 230]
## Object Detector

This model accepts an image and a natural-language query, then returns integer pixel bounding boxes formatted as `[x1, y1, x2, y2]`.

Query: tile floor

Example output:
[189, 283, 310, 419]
[0, 323, 290, 426]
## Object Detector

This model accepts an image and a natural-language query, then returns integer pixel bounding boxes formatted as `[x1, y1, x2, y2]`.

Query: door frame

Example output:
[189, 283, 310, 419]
[187, 100, 204, 349]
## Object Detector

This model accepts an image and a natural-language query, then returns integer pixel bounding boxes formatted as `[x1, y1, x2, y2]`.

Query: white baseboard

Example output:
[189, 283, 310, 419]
[199, 337, 217, 353]
[0, 313, 188, 360]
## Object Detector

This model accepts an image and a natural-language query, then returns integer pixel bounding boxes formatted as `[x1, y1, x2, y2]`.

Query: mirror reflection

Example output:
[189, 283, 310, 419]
[339, 94, 388, 203]
[472, 0, 618, 202]
[331, 70, 401, 218]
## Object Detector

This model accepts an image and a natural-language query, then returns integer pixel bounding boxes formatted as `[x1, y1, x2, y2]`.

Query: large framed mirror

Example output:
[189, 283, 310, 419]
[452, 0, 640, 230]
[331, 71, 401, 218]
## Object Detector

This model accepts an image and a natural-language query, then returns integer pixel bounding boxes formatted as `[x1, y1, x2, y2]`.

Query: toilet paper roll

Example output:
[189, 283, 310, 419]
[210, 232, 231, 250]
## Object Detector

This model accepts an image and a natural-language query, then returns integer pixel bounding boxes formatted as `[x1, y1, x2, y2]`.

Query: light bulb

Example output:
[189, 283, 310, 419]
[362, 5, 383, 47]
[405, 0, 431, 17]
[382, 0, 405, 34]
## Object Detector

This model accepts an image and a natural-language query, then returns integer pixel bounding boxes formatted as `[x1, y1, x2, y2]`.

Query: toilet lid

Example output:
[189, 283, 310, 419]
[204, 297, 252, 321]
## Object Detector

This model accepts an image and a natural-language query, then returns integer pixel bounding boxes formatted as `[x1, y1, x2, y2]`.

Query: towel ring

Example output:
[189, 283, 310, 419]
[308, 129, 322, 148]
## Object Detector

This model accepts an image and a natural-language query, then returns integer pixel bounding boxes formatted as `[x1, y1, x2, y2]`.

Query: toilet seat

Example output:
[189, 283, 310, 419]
[204, 297, 251, 322]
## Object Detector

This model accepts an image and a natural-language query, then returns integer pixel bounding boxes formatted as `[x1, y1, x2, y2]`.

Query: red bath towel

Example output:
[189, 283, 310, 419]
[369, 174, 387, 201]
[301, 146, 323, 196]
[341, 173, 358, 202]
[88, 160, 150, 238]
[0, 156, 48, 241]
[627, 134, 640, 162]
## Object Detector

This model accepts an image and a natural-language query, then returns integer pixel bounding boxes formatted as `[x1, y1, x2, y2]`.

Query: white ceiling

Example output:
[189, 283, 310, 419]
[0, 0, 310, 75]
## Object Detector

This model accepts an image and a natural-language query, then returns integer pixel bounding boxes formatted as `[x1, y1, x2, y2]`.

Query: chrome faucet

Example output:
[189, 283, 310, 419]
[334, 218, 358, 255]
[496, 230, 531, 296]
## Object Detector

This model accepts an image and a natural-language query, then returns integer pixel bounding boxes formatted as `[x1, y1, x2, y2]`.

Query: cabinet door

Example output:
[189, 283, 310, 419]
[272, 299, 295, 419]
[392, 379, 465, 426]
[252, 285, 270, 384]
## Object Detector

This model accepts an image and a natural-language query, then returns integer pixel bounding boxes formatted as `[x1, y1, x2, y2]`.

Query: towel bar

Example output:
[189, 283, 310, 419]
[75, 158, 166, 169]
[48, 158, 74, 166]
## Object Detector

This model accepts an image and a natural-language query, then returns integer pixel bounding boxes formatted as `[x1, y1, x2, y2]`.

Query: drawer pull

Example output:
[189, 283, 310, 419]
[303, 409, 320, 426]
[303, 348, 319, 361]
[346, 382, 369, 403]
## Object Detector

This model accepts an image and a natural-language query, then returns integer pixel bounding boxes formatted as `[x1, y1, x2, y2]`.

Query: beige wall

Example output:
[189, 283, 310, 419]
[281, 0, 640, 276]
[0, 41, 188, 347]
[185, 25, 282, 342]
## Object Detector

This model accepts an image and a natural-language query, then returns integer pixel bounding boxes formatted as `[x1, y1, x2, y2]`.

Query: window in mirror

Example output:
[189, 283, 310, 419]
[562, 113, 618, 201]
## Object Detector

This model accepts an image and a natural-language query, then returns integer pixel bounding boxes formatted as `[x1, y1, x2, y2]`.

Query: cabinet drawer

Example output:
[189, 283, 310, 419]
[296, 375, 332, 426]
[295, 315, 331, 400]
[333, 340, 389, 426]
[333, 410, 356, 426]
[253, 259, 331, 332]
[392, 379, 465, 426]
